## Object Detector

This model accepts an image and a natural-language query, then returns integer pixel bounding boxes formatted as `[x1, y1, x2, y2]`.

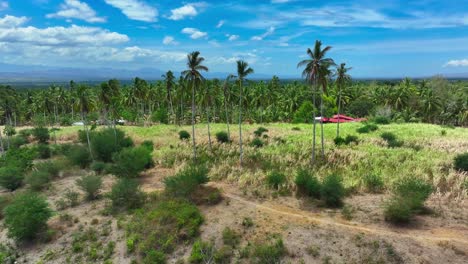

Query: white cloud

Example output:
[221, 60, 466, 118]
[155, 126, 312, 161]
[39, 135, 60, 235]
[0, 15, 128, 46]
[0, 15, 28, 28]
[444, 59, 468, 67]
[104, 0, 157, 22]
[181, 27, 207, 39]
[226, 34, 239, 41]
[46, 0, 105, 23]
[216, 20, 225, 28]
[0, 1, 8, 11]
[169, 4, 198, 20]
[162, 36, 178, 45]
[251, 26, 275, 41]
[271, 0, 293, 3]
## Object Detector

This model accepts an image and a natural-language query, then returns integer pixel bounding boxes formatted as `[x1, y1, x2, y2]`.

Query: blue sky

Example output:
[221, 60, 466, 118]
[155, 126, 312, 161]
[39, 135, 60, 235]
[1, 0, 468, 78]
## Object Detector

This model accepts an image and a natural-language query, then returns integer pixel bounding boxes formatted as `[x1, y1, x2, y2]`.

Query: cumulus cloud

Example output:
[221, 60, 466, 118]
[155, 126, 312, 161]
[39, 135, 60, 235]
[251, 26, 275, 41]
[181, 27, 207, 39]
[226, 34, 239, 41]
[169, 4, 198, 20]
[0, 1, 8, 11]
[162, 36, 178, 45]
[104, 0, 157, 22]
[46, 0, 105, 23]
[444, 59, 468, 67]
[216, 20, 225, 28]
[0, 15, 128, 46]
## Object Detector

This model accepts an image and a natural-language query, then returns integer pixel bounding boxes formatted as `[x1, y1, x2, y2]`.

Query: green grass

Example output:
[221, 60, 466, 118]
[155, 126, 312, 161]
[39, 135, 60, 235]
[56, 123, 468, 195]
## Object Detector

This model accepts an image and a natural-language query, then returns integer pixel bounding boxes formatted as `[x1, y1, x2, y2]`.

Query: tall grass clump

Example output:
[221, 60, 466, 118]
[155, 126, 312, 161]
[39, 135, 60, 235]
[294, 169, 321, 198]
[164, 165, 209, 198]
[76, 174, 102, 200]
[454, 153, 468, 172]
[320, 174, 345, 207]
[384, 177, 433, 224]
[252, 238, 286, 264]
[362, 173, 384, 193]
[266, 171, 286, 190]
[380, 132, 403, 148]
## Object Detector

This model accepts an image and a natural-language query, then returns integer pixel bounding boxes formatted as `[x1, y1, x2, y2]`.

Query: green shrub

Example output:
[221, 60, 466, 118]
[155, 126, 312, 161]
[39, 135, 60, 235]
[26, 170, 51, 191]
[250, 138, 264, 148]
[144, 249, 166, 264]
[4, 126, 16, 137]
[76, 174, 102, 200]
[178, 130, 190, 141]
[91, 128, 133, 162]
[334, 136, 346, 146]
[374, 116, 390, 124]
[0, 196, 12, 219]
[380, 132, 396, 142]
[252, 238, 286, 264]
[293, 101, 316, 123]
[0, 243, 17, 264]
[164, 165, 209, 198]
[0, 167, 23, 191]
[67, 145, 92, 169]
[222, 227, 240, 247]
[357, 123, 378, 133]
[110, 146, 153, 178]
[344, 135, 359, 145]
[35, 161, 63, 179]
[60, 116, 73, 126]
[32, 127, 50, 143]
[362, 174, 384, 193]
[454, 152, 468, 172]
[19, 129, 33, 138]
[10, 135, 28, 149]
[36, 144, 51, 159]
[384, 197, 412, 224]
[91, 161, 106, 175]
[127, 199, 203, 257]
[215, 131, 230, 143]
[64, 189, 80, 207]
[266, 171, 286, 190]
[4, 192, 53, 240]
[295, 169, 321, 198]
[393, 177, 432, 210]
[0, 148, 35, 171]
[320, 174, 345, 207]
[152, 108, 169, 124]
[141, 140, 154, 152]
[254, 127, 269, 137]
[109, 178, 145, 210]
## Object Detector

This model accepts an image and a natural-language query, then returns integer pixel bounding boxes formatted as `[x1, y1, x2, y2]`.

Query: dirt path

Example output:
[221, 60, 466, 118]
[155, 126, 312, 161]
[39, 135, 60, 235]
[208, 182, 468, 250]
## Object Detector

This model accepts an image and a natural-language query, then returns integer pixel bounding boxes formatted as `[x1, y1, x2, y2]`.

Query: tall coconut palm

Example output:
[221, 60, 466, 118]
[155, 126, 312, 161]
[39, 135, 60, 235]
[162, 70, 176, 122]
[182, 51, 208, 161]
[335, 63, 352, 138]
[75, 84, 95, 159]
[236, 60, 254, 166]
[297, 40, 334, 164]
[223, 74, 236, 139]
[317, 62, 334, 156]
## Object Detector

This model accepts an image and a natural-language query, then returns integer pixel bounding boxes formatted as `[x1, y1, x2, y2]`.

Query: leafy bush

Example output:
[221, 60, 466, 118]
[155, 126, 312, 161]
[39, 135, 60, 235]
[110, 146, 153, 178]
[109, 178, 145, 210]
[3, 126, 16, 137]
[374, 116, 391, 124]
[152, 108, 169, 124]
[320, 174, 345, 207]
[295, 169, 321, 198]
[334, 136, 346, 146]
[252, 238, 286, 264]
[10, 135, 28, 149]
[266, 171, 286, 190]
[76, 174, 102, 200]
[222, 227, 240, 247]
[19, 129, 33, 139]
[454, 152, 468, 172]
[144, 249, 166, 264]
[250, 138, 264, 148]
[25, 170, 51, 191]
[60, 116, 73, 126]
[36, 144, 51, 159]
[141, 140, 154, 152]
[32, 127, 50, 143]
[381, 132, 403, 148]
[215, 131, 230, 143]
[362, 173, 384, 193]
[384, 197, 413, 224]
[35, 161, 63, 179]
[3, 192, 53, 240]
[91, 128, 133, 162]
[344, 135, 359, 145]
[91, 161, 106, 175]
[0, 148, 35, 171]
[347, 98, 375, 117]
[293, 101, 316, 123]
[0, 166, 23, 191]
[393, 177, 432, 210]
[0, 196, 12, 219]
[178, 130, 190, 141]
[0, 243, 17, 264]
[67, 145, 92, 169]
[253, 127, 269, 137]
[127, 199, 203, 258]
[64, 189, 80, 207]
[164, 165, 209, 198]
[356, 123, 379, 133]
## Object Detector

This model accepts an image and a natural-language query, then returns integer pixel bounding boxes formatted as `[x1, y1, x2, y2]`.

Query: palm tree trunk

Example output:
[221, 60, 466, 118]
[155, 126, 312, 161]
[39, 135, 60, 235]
[0, 129, 4, 157]
[320, 90, 325, 158]
[239, 80, 244, 166]
[191, 81, 197, 161]
[82, 112, 93, 160]
[206, 105, 212, 152]
[311, 82, 317, 165]
[337, 86, 342, 138]
[169, 93, 175, 124]
[53, 105, 57, 145]
[224, 96, 231, 140]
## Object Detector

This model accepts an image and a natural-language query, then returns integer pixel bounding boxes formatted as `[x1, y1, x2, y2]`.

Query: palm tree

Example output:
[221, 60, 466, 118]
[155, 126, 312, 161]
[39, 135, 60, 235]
[335, 63, 352, 138]
[182, 51, 208, 161]
[297, 40, 334, 164]
[162, 71, 176, 122]
[236, 60, 254, 166]
[317, 62, 334, 156]
[223, 74, 236, 139]
[75, 84, 95, 159]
